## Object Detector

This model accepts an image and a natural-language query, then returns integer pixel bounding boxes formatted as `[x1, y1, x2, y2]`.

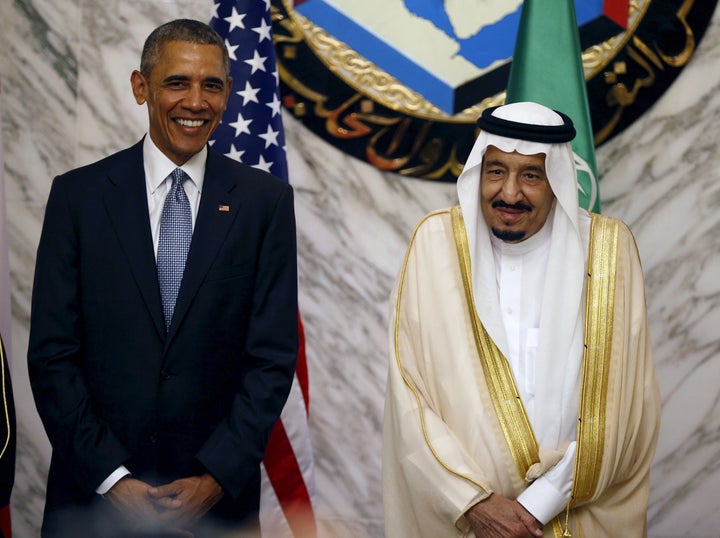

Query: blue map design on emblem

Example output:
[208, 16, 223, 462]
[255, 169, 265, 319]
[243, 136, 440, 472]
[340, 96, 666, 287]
[403, 0, 603, 69]
[295, 0, 607, 114]
[402, 0, 521, 69]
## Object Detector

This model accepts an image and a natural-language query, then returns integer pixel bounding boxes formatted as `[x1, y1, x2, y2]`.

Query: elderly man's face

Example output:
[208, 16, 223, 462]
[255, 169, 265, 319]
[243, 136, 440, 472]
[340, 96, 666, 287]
[131, 40, 232, 165]
[480, 145, 555, 243]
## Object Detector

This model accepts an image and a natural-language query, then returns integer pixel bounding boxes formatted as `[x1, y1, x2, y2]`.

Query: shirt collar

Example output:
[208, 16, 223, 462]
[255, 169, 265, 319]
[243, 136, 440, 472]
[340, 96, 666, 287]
[143, 135, 207, 193]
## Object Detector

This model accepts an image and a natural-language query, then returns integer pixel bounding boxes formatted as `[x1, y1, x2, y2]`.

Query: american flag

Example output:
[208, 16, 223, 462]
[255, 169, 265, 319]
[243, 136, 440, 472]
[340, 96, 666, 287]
[210, 2, 317, 537]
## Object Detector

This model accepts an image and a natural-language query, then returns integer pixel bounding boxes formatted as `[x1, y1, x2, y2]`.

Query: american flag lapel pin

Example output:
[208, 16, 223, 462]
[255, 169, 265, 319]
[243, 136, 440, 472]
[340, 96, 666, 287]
[218, 204, 230, 212]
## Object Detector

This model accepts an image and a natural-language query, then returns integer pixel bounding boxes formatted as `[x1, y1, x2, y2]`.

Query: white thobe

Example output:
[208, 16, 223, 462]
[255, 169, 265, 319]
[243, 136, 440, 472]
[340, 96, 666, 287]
[383, 208, 660, 537]
[490, 222, 575, 523]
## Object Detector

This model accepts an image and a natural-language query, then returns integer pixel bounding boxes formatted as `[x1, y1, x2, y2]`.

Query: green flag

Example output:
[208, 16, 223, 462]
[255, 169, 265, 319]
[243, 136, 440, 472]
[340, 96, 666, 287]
[506, 0, 601, 213]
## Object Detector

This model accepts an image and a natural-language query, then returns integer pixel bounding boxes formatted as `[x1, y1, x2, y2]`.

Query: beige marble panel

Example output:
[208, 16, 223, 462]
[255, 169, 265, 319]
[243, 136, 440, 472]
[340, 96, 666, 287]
[1, 0, 719, 536]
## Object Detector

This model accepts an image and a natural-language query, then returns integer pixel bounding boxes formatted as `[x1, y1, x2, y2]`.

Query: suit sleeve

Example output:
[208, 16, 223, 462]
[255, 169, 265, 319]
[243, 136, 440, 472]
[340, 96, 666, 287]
[196, 182, 299, 498]
[27, 176, 129, 493]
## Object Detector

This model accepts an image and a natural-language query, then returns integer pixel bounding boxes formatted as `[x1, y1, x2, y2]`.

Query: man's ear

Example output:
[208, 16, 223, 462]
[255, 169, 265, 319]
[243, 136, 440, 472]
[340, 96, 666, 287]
[130, 70, 147, 105]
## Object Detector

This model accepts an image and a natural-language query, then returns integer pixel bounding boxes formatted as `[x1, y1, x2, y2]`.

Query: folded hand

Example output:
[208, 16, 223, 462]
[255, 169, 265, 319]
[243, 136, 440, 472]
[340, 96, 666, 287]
[148, 473, 225, 529]
[467, 493, 544, 538]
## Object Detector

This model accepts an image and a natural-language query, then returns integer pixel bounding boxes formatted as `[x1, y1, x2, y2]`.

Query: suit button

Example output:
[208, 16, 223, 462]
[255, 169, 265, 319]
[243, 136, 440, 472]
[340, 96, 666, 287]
[149, 432, 158, 444]
[160, 369, 172, 380]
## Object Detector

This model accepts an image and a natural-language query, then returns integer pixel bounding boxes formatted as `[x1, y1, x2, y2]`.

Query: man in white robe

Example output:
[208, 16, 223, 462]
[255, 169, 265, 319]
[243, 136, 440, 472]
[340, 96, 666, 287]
[383, 102, 660, 537]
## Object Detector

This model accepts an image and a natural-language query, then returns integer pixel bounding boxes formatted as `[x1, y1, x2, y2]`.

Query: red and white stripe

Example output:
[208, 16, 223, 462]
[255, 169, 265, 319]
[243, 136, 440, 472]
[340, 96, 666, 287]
[260, 317, 316, 538]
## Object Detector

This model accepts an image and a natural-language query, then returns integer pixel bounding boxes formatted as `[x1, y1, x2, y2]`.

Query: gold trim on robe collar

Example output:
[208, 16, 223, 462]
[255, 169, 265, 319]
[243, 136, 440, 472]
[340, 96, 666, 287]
[451, 205, 540, 478]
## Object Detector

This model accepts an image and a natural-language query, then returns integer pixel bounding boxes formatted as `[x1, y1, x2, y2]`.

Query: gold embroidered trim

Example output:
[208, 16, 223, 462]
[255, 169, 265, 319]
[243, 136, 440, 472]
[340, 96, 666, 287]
[551, 517, 566, 538]
[571, 214, 619, 505]
[393, 209, 488, 490]
[450, 206, 539, 479]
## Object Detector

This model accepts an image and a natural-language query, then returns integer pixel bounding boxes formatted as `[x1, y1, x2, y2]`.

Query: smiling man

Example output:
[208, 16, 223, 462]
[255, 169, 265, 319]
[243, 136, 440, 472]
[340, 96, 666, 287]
[383, 102, 660, 537]
[479, 144, 554, 243]
[29, 19, 299, 538]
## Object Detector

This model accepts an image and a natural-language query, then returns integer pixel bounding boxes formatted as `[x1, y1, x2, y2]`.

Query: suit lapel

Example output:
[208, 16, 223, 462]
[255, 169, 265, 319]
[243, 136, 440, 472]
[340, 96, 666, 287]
[167, 150, 243, 343]
[102, 141, 166, 338]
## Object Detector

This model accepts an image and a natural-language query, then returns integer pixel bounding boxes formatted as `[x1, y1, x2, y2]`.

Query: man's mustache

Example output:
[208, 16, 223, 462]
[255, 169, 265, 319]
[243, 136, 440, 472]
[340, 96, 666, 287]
[492, 200, 532, 211]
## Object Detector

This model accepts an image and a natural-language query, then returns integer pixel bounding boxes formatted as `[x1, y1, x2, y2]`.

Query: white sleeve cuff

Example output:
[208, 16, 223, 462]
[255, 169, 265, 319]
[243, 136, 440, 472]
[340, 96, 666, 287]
[517, 474, 569, 524]
[95, 465, 131, 495]
[517, 441, 576, 524]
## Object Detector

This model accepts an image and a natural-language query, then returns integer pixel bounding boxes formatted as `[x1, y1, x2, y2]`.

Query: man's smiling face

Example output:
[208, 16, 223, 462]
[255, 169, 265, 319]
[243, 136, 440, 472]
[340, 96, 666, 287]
[131, 40, 232, 165]
[480, 145, 555, 243]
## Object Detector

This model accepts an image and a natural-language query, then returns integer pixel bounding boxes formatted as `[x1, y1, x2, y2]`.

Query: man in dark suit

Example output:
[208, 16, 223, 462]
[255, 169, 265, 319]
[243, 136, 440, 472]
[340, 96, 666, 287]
[28, 19, 298, 537]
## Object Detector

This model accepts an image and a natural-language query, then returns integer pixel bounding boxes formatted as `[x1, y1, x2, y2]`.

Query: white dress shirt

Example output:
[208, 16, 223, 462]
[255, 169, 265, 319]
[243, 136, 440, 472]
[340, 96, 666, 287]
[490, 221, 575, 525]
[143, 135, 206, 253]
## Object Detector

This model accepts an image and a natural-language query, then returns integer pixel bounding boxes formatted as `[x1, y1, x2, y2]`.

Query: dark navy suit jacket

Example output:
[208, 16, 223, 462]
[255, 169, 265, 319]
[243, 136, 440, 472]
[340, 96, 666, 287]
[28, 140, 299, 536]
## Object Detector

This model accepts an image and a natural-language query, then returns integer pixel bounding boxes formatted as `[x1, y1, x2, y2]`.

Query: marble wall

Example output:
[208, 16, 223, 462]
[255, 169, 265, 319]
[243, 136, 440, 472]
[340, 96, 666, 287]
[1, 1, 719, 537]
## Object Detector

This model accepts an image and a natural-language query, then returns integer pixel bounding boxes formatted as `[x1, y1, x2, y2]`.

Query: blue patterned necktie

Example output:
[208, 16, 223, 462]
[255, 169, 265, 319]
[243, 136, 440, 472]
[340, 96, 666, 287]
[157, 168, 192, 330]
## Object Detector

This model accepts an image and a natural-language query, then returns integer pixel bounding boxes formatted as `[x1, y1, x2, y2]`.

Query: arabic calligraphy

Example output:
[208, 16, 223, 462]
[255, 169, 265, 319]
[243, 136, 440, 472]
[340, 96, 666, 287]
[272, 0, 714, 182]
